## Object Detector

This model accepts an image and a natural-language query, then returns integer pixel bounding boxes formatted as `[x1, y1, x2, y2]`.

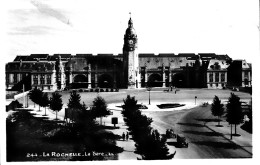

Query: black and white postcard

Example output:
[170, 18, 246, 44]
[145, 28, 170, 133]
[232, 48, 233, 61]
[2, 0, 259, 164]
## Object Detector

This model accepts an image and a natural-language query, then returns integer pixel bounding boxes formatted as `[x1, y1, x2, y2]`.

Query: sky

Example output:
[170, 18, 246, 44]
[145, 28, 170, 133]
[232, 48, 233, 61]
[3, 0, 259, 64]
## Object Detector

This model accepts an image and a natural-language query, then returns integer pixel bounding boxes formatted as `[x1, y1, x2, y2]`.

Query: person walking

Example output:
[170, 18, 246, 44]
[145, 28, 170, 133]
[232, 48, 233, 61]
[126, 132, 129, 140]
[122, 132, 125, 141]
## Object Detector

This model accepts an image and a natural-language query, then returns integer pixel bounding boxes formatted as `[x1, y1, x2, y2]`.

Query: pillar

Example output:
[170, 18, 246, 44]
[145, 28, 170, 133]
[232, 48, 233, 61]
[88, 64, 92, 88]
[169, 71, 172, 86]
[31, 74, 33, 86]
[145, 67, 148, 86]
[219, 72, 221, 88]
[162, 64, 165, 87]
[69, 72, 72, 84]
[9, 73, 13, 84]
[213, 72, 215, 87]
[249, 71, 251, 87]
[95, 64, 98, 88]
[88, 72, 91, 88]
[225, 72, 227, 84]
[242, 71, 245, 87]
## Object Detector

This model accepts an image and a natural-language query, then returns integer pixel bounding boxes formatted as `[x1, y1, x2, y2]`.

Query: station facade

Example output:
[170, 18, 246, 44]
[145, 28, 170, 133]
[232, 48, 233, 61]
[5, 18, 252, 91]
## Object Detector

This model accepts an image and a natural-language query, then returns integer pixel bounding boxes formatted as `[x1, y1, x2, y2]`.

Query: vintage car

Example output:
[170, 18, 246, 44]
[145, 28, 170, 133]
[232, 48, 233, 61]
[176, 134, 188, 148]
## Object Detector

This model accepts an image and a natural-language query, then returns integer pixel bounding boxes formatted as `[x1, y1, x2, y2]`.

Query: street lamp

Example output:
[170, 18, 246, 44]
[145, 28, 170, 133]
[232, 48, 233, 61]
[195, 96, 197, 105]
[147, 87, 151, 105]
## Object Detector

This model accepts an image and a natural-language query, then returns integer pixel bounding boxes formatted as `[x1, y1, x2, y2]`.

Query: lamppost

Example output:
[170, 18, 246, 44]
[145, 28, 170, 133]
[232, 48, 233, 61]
[26, 94, 29, 108]
[147, 87, 151, 105]
[195, 96, 197, 105]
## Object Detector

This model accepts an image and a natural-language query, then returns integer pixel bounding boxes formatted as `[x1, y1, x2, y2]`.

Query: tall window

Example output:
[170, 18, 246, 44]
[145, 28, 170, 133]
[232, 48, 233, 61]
[6, 74, 9, 83]
[14, 74, 17, 83]
[34, 80, 38, 85]
[209, 73, 213, 82]
[244, 71, 249, 78]
[215, 72, 219, 82]
[47, 79, 51, 84]
[221, 73, 225, 82]
[40, 79, 45, 85]
[244, 79, 249, 86]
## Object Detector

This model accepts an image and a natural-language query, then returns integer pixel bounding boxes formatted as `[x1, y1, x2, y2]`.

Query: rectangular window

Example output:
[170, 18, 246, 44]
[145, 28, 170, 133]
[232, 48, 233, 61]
[34, 75, 38, 79]
[221, 73, 225, 82]
[41, 74, 45, 78]
[244, 71, 249, 78]
[40, 79, 45, 85]
[34, 80, 38, 85]
[215, 72, 219, 82]
[47, 79, 51, 84]
[209, 73, 213, 82]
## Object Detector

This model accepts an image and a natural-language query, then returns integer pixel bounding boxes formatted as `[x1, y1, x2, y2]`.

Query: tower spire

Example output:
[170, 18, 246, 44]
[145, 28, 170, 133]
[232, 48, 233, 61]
[128, 12, 133, 27]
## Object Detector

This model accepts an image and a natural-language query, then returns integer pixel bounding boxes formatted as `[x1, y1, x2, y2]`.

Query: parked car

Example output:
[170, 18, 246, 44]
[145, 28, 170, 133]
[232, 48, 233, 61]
[176, 134, 188, 148]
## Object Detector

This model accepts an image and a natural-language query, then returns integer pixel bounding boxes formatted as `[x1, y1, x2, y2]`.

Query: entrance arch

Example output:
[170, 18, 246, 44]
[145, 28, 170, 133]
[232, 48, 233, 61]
[74, 74, 88, 83]
[172, 73, 186, 88]
[72, 74, 88, 89]
[147, 73, 163, 87]
[98, 74, 113, 88]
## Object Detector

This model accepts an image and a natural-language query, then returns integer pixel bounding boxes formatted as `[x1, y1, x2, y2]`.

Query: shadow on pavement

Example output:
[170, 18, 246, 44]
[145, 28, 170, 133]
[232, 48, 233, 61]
[195, 118, 221, 123]
[182, 130, 223, 136]
[192, 141, 238, 149]
[177, 122, 204, 127]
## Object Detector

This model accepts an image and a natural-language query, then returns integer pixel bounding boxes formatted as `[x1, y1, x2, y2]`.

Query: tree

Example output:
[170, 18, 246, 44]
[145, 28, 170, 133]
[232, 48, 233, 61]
[49, 92, 63, 120]
[66, 90, 86, 124]
[67, 90, 82, 109]
[121, 95, 174, 160]
[226, 93, 243, 139]
[211, 95, 224, 126]
[28, 87, 43, 111]
[91, 96, 110, 125]
[41, 93, 49, 116]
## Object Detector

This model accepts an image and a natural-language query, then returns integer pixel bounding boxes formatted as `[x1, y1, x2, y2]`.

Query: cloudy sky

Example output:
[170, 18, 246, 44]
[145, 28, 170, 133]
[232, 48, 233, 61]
[4, 0, 259, 63]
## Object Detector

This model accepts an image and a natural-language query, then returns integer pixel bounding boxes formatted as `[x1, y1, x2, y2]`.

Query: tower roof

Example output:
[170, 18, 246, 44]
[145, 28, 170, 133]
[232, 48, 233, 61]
[125, 17, 137, 37]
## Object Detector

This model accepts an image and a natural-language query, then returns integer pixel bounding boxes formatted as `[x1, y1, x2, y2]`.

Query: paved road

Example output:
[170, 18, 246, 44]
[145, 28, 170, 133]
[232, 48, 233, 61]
[145, 105, 252, 158]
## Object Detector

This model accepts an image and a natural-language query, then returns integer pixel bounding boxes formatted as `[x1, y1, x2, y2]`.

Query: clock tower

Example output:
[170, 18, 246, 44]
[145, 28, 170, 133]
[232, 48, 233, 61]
[123, 17, 139, 88]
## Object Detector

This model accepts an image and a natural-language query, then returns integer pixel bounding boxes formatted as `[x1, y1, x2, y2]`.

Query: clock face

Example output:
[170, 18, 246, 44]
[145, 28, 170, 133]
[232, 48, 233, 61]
[128, 40, 134, 44]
